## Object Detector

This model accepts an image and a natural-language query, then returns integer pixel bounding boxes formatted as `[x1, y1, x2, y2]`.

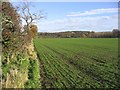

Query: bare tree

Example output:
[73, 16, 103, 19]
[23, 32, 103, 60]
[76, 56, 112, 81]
[18, 2, 45, 33]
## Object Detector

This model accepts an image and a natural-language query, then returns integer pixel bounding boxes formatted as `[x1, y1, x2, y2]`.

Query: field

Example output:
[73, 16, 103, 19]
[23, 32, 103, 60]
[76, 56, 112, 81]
[34, 38, 118, 88]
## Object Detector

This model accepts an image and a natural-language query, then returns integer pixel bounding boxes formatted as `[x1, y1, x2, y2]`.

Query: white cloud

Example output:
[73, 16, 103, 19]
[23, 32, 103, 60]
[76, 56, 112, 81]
[37, 14, 118, 32]
[67, 8, 118, 17]
[37, 8, 118, 32]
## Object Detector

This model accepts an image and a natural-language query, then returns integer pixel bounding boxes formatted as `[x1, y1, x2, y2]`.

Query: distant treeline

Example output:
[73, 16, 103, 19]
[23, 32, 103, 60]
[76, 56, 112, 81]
[38, 29, 120, 38]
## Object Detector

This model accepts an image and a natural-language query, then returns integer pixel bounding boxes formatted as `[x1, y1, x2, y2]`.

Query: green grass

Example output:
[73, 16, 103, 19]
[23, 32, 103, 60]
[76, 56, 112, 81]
[25, 58, 41, 88]
[2, 54, 30, 88]
[2, 53, 41, 88]
[34, 38, 118, 88]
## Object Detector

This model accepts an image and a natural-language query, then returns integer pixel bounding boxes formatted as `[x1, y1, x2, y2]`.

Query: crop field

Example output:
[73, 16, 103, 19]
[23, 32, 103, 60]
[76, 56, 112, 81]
[34, 38, 119, 88]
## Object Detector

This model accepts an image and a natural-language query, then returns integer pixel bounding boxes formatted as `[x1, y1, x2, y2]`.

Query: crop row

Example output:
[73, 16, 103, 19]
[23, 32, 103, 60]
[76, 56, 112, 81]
[34, 38, 118, 88]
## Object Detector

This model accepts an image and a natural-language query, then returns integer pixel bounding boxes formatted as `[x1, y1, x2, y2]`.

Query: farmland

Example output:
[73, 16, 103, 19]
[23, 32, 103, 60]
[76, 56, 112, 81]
[34, 38, 119, 88]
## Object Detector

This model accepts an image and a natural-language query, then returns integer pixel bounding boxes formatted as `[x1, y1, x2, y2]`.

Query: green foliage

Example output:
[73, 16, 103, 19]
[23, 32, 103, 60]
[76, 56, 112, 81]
[15, 54, 29, 71]
[2, 53, 29, 87]
[1, 1, 40, 88]
[25, 58, 40, 88]
[34, 38, 119, 88]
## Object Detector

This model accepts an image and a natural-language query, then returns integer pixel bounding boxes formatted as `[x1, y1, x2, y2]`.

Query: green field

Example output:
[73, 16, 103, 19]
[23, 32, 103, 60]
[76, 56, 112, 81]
[34, 38, 118, 88]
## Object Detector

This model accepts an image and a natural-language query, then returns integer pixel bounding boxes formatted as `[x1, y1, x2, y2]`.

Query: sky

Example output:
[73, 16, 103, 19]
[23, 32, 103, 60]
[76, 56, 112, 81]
[11, 2, 119, 32]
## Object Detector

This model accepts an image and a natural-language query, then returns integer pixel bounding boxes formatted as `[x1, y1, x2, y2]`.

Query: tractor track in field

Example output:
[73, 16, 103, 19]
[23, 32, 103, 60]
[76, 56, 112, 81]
[43, 45, 118, 87]
[33, 38, 118, 88]
[34, 44, 48, 88]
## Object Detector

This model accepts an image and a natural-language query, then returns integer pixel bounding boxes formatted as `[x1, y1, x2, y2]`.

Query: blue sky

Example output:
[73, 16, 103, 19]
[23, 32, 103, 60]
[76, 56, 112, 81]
[29, 2, 118, 20]
[12, 2, 118, 32]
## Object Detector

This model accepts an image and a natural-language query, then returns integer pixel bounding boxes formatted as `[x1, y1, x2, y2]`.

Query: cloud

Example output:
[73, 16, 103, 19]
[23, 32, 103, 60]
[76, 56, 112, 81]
[37, 8, 118, 32]
[37, 14, 118, 32]
[67, 8, 118, 17]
